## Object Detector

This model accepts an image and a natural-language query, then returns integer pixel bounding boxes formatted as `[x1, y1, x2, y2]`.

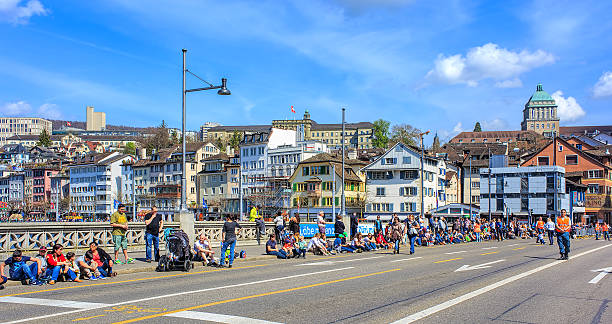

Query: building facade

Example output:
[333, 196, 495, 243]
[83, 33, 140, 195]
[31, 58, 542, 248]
[0, 117, 52, 146]
[362, 142, 451, 218]
[289, 153, 367, 221]
[521, 84, 559, 138]
[197, 153, 241, 218]
[86, 106, 106, 131]
[479, 166, 568, 219]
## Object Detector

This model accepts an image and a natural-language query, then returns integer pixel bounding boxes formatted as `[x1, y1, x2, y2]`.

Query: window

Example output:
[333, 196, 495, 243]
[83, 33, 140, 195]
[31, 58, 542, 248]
[383, 158, 397, 165]
[586, 170, 603, 179]
[537, 156, 549, 166]
[558, 145, 563, 152]
[402, 157, 411, 164]
[496, 199, 504, 211]
[565, 155, 578, 165]
[471, 181, 480, 188]
[302, 167, 310, 176]
[399, 170, 418, 179]
[376, 187, 386, 196]
[575, 144, 582, 150]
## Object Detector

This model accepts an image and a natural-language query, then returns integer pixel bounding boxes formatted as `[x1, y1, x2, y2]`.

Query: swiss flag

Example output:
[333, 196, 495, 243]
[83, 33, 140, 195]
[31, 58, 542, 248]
[290, 106, 296, 113]
[66, 121, 72, 126]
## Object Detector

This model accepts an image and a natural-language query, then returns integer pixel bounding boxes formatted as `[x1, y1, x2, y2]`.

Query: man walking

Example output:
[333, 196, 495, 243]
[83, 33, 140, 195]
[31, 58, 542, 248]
[144, 206, 163, 263]
[350, 212, 359, 240]
[110, 204, 134, 264]
[556, 209, 571, 260]
[220, 215, 242, 268]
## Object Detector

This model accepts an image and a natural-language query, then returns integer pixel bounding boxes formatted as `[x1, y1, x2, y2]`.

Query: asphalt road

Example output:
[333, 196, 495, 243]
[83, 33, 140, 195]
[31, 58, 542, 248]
[1, 237, 611, 324]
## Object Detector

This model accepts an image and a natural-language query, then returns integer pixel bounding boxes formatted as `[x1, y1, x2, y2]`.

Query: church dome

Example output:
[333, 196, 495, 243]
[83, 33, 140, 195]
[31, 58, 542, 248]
[527, 83, 555, 105]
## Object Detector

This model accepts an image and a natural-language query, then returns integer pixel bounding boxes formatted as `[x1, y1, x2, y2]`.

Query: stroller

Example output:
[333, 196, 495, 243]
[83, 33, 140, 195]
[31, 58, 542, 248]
[157, 228, 194, 272]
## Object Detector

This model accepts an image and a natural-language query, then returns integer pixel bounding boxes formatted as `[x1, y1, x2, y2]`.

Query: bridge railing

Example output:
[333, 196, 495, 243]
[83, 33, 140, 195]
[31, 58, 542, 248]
[0, 222, 275, 253]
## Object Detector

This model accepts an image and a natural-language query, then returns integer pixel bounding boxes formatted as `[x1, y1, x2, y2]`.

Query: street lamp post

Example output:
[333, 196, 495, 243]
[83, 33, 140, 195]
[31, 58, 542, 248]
[341, 107, 346, 218]
[419, 131, 430, 220]
[180, 49, 230, 242]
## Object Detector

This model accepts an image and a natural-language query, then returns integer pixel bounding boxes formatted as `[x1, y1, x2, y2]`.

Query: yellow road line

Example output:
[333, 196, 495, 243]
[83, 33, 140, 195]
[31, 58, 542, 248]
[512, 247, 527, 250]
[112, 268, 401, 324]
[480, 251, 499, 255]
[73, 314, 106, 321]
[0, 264, 268, 298]
[434, 257, 463, 263]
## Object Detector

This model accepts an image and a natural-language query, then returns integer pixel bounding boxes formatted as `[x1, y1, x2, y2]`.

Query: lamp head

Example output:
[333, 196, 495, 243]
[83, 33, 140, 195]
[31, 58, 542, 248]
[217, 78, 231, 95]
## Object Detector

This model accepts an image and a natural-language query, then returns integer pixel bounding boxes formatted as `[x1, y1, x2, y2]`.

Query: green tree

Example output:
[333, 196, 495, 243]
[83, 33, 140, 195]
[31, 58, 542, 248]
[123, 142, 136, 155]
[473, 122, 482, 132]
[229, 131, 242, 151]
[390, 124, 421, 147]
[37, 129, 52, 147]
[372, 119, 390, 148]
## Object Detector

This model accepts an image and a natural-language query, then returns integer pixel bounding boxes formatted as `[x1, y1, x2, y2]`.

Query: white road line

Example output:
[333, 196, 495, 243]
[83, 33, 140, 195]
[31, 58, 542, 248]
[390, 244, 612, 324]
[444, 251, 467, 255]
[295, 256, 384, 266]
[507, 244, 519, 247]
[167, 310, 282, 324]
[391, 257, 423, 263]
[0, 297, 107, 309]
[588, 272, 609, 284]
[5, 267, 354, 323]
[481, 247, 499, 250]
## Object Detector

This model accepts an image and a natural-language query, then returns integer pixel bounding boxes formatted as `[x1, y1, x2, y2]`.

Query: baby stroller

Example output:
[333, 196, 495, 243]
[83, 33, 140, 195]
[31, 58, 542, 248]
[157, 228, 194, 272]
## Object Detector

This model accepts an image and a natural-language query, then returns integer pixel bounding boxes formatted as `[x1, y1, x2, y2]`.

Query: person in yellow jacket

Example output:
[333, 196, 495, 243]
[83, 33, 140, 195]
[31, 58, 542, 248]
[555, 209, 571, 260]
[249, 205, 258, 222]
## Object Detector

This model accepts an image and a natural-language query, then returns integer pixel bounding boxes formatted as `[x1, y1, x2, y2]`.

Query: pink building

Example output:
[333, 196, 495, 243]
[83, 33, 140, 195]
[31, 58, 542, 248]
[32, 166, 59, 205]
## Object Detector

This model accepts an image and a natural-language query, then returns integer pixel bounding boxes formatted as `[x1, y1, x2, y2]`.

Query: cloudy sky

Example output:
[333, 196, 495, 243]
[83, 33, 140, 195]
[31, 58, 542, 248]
[1, 0, 611, 144]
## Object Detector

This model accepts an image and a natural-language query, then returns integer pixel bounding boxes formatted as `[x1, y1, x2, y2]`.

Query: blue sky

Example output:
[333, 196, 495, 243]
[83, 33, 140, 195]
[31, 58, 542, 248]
[1, 0, 612, 144]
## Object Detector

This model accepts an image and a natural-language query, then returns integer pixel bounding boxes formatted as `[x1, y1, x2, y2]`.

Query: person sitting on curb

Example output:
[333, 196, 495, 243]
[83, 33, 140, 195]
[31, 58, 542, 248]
[77, 252, 104, 280]
[46, 244, 81, 285]
[88, 241, 116, 278]
[194, 234, 218, 266]
[351, 233, 366, 252]
[33, 246, 48, 281]
[295, 235, 307, 258]
[334, 233, 356, 253]
[363, 233, 378, 251]
[307, 233, 331, 255]
[266, 234, 287, 259]
[320, 234, 336, 255]
[0, 249, 43, 289]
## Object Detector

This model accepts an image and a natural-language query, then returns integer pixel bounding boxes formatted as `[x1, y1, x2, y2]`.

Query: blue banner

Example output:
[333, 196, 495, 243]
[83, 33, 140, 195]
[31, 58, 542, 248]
[299, 223, 375, 237]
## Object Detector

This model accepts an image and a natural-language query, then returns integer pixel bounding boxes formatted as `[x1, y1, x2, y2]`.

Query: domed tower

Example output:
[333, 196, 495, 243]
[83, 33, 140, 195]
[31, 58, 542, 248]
[521, 83, 559, 138]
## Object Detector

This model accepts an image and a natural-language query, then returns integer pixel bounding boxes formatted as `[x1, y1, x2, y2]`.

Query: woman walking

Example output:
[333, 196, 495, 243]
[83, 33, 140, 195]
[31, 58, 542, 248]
[406, 215, 420, 255]
[390, 216, 404, 254]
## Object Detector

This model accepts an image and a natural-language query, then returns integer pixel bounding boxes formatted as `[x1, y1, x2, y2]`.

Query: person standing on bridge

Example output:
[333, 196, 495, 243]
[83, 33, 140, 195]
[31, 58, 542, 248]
[545, 217, 555, 245]
[350, 212, 359, 240]
[555, 209, 571, 260]
[220, 215, 242, 268]
[110, 204, 134, 264]
[144, 206, 163, 263]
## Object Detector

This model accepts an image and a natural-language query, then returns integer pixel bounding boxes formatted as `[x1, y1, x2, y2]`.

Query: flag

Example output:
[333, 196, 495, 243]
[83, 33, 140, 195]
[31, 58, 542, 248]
[66, 121, 71, 126]
[291, 105, 296, 113]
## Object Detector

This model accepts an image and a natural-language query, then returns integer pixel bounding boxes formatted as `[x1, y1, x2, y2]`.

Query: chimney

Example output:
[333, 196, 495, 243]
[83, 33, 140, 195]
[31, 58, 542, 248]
[226, 145, 232, 155]
[347, 149, 357, 160]
[138, 148, 146, 160]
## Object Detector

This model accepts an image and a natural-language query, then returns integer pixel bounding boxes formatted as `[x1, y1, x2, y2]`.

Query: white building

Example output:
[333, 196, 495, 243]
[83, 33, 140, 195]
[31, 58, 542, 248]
[479, 165, 568, 219]
[268, 140, 329, 179]
[362, 142, 450, 218]
[0, 176, 9, 204]
[0, 117, 52, 146]
[68, 152, 134, 219]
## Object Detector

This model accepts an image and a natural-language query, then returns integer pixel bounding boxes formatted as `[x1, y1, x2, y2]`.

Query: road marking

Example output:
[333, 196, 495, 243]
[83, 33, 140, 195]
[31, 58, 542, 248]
[434, 258, 462, 264]
[295, 255, 384, 266]
[113, 268, 401, 324]
[455, 260, 506, 272]
[589, 267, 612, 284]
[480, 251, 499, 255]
[390, 243, 612, 323]
[73, 315, 106, 321]
[5, 267, 354, 323]
[391, 257, 423, 263]
[0, 264, 268, 298]
[507, 244, 519, 247]
[444, 251, 467, 255]
[512, 247, 527, 250]
[0, 296, 107, 309]
[481, 247, 498, 250]
[167, 310, 281, 323]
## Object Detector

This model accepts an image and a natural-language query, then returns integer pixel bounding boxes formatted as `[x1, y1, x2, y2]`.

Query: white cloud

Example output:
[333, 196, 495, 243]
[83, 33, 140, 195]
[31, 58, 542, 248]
[452, 122, 466, 133]
[426, 43, 555, 87]
[0, 0, 48, 25]
[494, 78, 523, 88]
[551, 90, 585, 122]
[0, 101, 62, 119]
[593, 71, 612, 98]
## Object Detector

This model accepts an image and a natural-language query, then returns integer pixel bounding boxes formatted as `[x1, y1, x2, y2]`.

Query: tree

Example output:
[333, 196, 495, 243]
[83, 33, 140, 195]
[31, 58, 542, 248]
[37, 129, 52, 147]
[372, 119, 390, 149]
[215, 138, 227, 153]
[473, 122, 482, 132]
[390, 124, 421, 147]
[123, 142, 136, 155]
[139, 120, 172, 154]
[229, 131, 242, 152]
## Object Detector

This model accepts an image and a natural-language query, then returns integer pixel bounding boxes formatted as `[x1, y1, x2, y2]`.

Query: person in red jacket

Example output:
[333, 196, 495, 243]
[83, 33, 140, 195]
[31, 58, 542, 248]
[46, 244, 81, 285]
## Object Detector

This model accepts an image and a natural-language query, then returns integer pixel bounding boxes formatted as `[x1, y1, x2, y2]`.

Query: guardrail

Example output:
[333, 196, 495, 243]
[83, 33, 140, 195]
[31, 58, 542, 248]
[0, 221, 276, 252]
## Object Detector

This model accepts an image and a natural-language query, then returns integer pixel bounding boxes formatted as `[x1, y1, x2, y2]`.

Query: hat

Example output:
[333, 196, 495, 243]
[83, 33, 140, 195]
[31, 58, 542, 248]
[339, 233, 345, 238]
[39, 246, 47, 251]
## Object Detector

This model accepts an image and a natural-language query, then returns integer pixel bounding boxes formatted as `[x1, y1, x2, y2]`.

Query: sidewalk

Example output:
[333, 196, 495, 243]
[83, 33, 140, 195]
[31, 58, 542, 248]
[1, 241, 274, 288]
